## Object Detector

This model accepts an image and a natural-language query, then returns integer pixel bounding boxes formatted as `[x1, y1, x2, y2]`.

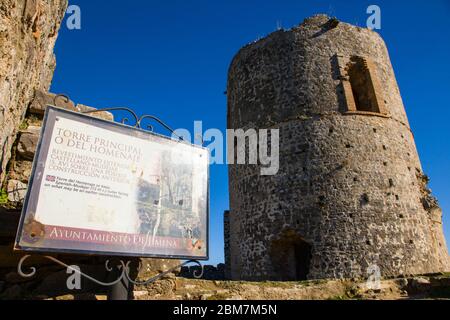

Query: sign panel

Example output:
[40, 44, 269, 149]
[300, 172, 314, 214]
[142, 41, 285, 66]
[15, 106, 209, 260]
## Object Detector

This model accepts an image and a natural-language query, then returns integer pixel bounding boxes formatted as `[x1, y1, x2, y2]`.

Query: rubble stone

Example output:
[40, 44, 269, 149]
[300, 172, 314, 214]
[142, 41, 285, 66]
[16, 126, 41, 161]
[6, 180, 27, 203]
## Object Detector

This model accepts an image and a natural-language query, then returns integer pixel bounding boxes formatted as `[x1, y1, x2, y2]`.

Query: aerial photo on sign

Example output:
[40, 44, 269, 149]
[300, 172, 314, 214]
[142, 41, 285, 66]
[15, 107, 209, 260]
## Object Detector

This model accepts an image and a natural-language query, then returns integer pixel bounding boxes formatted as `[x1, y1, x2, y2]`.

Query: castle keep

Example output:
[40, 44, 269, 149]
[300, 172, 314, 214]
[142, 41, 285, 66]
[225, 15, 450, 281]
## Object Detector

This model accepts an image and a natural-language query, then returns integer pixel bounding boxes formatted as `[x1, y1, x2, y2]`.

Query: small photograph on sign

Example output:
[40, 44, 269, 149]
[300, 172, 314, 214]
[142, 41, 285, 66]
[15, 107, 209, 260]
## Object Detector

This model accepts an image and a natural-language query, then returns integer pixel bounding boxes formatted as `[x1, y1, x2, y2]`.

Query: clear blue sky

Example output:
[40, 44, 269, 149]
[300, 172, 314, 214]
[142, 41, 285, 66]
[51, 0, 450, 265]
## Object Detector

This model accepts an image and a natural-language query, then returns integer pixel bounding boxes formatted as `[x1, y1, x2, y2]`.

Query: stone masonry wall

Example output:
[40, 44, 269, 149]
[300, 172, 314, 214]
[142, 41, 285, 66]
[0, 91, 115, 299]
[5, 90, 114, 205]
[0, 2, 181, 298]
[223, 210, 230, 279]
[226, 15, 450, 281]
[0, 0, 68, 185]
[0, 91, 184, 299]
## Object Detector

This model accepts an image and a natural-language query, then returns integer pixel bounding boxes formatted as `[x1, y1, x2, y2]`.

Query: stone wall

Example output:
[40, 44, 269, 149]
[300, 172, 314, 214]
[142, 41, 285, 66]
[226, 15, 450, 281]
[223, 210, 230, 279]
[0, 91, 187, 299]
[0, 0, 68, 185]
[0, 91, 115, 299]
[0, 1, 182, 299]
[4, 90, 114, 206]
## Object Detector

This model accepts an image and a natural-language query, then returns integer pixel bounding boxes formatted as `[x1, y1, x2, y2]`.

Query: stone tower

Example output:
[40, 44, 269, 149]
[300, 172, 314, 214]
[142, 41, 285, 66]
[225, 15, 450, 281]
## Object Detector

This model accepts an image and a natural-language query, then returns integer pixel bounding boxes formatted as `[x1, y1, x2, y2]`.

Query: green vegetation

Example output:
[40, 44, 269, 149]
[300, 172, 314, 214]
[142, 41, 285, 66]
[0, 188, 8, 204]
[206, 293, 232, 300]
[19, 120, 28, 130]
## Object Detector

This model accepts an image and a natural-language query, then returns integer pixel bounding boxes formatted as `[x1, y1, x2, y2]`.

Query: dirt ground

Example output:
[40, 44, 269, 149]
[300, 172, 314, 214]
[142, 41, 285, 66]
[46, 273, 450, 301]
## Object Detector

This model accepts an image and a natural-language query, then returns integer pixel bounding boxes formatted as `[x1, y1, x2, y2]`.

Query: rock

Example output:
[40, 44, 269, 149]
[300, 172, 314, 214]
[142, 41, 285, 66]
[162, 272, 177, 280]
[17, 127, 41, 161]
[29, 90, 52, 115]
[133, 290, 148, 299]
[184, 284, 197, 290]
[137, 258, 181, 279]
[7, 180, 27, 203]
[200, 293, 213, 300]
[9, 161, 33, 183]
[53, 294, 75, 301]
[396, 278, 408, 288]
[1, 285, 23, 300]
[408, 277, 431, 293]
[411, 277, 431, 286]
[143, 279, 176, 296]
[5, 272, 31, 284]
[0, 0, 67, 185]
[29, 90, 77, 116]
[0, 281, 5, 293]
[77, 104, 114, 121]
[215, 289, 230, 295]
[184, 292, 192, 300]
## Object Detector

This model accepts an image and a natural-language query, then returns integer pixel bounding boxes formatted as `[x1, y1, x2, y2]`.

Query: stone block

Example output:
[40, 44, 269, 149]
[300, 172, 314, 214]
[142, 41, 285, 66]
[29, 90, 77, 116]
[0, 285, 22, 300]
[76, 104, 114, 121]
[16, 126, 41, 161]
[9, 161, 33, 183]
[137, 258, 181, 279]
[7, 180, 27, 203]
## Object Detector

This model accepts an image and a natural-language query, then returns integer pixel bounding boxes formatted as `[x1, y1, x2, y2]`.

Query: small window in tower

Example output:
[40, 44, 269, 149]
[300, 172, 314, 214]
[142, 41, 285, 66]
[337, 55, 387, 116]
[347, 57, 379, 112]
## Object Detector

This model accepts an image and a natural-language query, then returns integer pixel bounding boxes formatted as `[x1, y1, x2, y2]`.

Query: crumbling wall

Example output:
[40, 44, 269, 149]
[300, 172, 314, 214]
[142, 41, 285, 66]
[0, 0, 68, 185]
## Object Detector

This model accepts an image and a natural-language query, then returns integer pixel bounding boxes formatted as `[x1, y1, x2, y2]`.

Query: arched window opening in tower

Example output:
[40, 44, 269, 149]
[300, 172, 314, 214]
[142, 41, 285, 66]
[347, 56, 380, 113]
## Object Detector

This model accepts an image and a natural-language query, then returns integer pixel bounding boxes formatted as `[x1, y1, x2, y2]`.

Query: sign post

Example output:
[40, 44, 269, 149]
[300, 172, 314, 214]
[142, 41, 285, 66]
[14, 105, 209, 299]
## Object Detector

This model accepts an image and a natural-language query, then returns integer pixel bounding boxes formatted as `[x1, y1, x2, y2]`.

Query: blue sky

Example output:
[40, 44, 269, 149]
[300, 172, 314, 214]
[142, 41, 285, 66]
[51, 0, 450, 265]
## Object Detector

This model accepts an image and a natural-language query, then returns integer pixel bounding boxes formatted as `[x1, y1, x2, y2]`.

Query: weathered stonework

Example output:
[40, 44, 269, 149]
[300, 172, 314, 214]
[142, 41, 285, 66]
[0, 0, 68, 185]
[0, 90, 185, 298]
[223, 210, 231, 279]
[226, 15, 450, 281]
[1, 90, 115, 208]
[0, 1, 183, 296]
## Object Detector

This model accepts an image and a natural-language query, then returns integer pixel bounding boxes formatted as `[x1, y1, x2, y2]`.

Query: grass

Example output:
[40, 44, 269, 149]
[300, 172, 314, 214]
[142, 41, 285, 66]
[0, 188, 8, 204]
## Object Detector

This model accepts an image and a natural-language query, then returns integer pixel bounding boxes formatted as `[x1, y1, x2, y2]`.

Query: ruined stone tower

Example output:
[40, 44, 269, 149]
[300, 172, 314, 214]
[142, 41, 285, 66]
[225, 15, 450, 281]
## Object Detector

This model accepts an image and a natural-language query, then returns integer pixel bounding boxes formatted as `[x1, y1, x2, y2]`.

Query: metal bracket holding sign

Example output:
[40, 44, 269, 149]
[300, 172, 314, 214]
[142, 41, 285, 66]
[14, 98, 209, 291]
[17, 255, 204, 286]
